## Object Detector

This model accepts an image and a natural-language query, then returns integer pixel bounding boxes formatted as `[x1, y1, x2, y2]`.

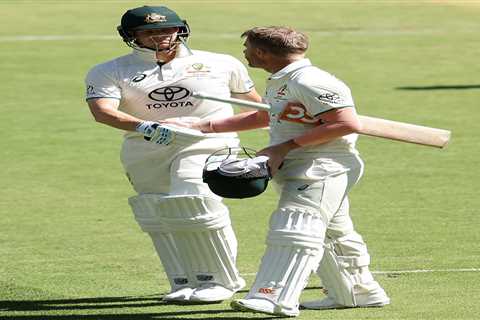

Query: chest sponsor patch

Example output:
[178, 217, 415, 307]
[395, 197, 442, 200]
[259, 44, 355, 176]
[148, 86, 191, 102]
[278, 103, 320, 124]
[146, 86, 193, 109]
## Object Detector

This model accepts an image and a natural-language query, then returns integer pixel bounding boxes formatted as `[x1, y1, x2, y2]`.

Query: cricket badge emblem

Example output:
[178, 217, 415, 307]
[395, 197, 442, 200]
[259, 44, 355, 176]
[145, 13, 167, 23]
[192, 63, 204, 71]
[186, 62, 211, 76]
[274, 84, 288, 99]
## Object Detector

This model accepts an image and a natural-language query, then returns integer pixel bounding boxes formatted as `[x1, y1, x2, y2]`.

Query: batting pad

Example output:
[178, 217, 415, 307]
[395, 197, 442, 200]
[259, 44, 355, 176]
[129, 195, 188, 290]
[246, 207, 326, 315]
[316, 235, 373, 307]
[129, 194, 244, 291]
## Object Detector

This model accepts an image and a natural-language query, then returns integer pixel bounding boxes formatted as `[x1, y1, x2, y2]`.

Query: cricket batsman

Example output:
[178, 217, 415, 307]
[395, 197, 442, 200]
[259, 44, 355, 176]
[178, 26, 390, 316]
[84, 5, 262, 303]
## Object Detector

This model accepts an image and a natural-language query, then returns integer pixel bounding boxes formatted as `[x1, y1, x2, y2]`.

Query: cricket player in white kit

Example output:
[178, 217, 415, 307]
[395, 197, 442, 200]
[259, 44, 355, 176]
[84, 5, 262, 303]
[181, 26, 390, 316]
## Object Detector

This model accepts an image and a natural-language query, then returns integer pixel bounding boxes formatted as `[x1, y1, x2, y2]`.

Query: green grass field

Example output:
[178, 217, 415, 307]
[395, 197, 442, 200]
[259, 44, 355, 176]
[1, 0, 479, 319]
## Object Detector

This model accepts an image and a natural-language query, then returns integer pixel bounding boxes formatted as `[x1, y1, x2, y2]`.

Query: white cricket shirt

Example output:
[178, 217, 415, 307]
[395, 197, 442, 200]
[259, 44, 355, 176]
[85, 45, 254, 138]
[264, 58, 359, 157]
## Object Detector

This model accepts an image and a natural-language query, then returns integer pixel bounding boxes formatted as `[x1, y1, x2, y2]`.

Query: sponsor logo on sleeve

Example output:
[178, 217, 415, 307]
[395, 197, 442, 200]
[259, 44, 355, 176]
[317, 92, 342, 104]
[86, 85, 95, 95]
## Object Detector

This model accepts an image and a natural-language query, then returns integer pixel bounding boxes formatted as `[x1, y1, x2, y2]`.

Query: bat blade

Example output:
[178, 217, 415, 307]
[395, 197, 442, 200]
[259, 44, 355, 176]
[358, 115, 451, 148]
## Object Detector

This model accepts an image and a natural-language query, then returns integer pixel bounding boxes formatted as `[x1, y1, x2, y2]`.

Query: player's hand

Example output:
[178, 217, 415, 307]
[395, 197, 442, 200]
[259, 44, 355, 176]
[256, 145, 286, 176]
[256, 140, 300, 176]
[136, 121, 174, 145]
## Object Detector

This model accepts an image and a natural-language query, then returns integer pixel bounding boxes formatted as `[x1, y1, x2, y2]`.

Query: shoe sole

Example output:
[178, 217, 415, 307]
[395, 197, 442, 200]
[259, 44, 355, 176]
[189, 292, 234, 303]
[231, 300, 297, 317]
[189, 297, 227, 303]
[231, 300, 275, 316]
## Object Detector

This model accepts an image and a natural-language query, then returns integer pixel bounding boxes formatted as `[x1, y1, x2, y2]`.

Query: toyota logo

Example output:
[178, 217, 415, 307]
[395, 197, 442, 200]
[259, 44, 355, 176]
[148, 86, 191, 102]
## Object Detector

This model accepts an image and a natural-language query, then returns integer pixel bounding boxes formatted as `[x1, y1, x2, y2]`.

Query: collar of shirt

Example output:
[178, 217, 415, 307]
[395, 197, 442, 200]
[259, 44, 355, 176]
[269, 58, 312, 80]
[132, 44, 193, 62]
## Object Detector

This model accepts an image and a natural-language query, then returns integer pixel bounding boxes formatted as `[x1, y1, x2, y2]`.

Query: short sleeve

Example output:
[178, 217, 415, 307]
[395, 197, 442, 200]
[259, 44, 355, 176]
[85, 63, 121, 101]
[227, 57, 255, 94]
[288, 77, 354, 117]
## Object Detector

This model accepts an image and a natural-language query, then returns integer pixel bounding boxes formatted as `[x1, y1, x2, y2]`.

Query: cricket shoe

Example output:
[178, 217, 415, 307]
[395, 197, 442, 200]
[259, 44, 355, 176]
[231, 298, 299, 317]
[162, 287, 194, 302]
[300, 287, 390, 310]
[189, 283, 236, 303]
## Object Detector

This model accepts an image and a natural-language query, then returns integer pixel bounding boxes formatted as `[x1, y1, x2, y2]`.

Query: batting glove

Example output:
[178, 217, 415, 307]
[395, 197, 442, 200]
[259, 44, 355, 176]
[136, 121, 174, 145]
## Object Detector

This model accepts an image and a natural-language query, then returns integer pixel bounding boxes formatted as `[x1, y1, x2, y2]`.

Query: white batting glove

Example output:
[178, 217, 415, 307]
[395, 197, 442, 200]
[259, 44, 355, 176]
[136, 121, 174, 145]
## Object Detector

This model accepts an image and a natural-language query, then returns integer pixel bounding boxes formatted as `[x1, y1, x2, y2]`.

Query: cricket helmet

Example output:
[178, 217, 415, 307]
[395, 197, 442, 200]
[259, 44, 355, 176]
[117, 6, 190, 46]
[203, 147, 271, 199]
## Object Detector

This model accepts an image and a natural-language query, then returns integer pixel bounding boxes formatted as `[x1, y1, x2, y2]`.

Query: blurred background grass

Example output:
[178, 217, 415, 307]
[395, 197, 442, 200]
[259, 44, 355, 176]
[1, 1, 479, 319]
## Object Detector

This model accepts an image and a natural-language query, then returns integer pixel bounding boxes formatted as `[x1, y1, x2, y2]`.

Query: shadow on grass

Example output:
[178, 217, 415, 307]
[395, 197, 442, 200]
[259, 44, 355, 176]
[0, 295, 165, 312]
[396, 84, 480, 90]
[0, 295, 278, 319]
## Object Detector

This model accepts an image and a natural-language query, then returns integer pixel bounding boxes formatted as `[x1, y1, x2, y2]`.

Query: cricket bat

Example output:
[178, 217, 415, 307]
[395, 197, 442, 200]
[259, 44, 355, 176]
[192, 92, 451, 148]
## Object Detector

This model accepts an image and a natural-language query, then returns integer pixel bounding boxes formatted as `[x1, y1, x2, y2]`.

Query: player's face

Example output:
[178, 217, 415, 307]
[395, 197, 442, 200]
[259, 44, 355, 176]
[243, 39, 263, 68]
[135, 27, 179, 50]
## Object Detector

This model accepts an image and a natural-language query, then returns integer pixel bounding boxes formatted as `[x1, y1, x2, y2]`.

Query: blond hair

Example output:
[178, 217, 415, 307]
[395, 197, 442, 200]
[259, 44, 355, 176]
[241, 26, 308, 55]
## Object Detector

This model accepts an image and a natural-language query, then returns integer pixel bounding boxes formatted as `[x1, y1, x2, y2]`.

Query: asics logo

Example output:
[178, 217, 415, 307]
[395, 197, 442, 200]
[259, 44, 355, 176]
[258, 287, 276, 294]
[297, 184, 310, 191]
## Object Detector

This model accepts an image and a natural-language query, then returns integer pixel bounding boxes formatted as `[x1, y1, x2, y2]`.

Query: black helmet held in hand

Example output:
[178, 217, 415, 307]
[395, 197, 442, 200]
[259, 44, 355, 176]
[203, 147, 271, 199]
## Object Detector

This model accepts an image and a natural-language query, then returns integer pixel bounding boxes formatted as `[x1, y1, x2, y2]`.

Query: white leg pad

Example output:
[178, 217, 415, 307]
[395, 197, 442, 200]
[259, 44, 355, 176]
[130, 194, 244, 291]
[246, 208, 326, 315]
[316, 234, 384, 307]
[129, 195, 190, 290]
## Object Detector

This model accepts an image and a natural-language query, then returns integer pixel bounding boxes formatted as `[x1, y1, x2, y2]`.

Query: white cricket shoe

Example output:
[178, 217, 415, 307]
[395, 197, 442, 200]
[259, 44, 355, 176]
[231, 298, 299, 317]
[301, 287, 390, 310]
[189, 283, 236, 302]
[162, 287, 194, 302]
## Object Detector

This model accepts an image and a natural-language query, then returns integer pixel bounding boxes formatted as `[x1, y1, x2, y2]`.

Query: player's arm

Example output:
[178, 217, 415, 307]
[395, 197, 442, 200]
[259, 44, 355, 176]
[231, 88, 262, 102]
[228, 55, 263, 111]
[232, 88, 266, 113]
[87, 98, 142, 131]
[290, 103, 362, 147]
[257, 104, 361, 175]
[87, 98, 172, 144]
[191, 109, 270, 133]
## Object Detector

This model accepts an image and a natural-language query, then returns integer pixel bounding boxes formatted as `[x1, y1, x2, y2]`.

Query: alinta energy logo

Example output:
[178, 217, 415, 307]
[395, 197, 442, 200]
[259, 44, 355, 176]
[146, 86, 194, 109]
